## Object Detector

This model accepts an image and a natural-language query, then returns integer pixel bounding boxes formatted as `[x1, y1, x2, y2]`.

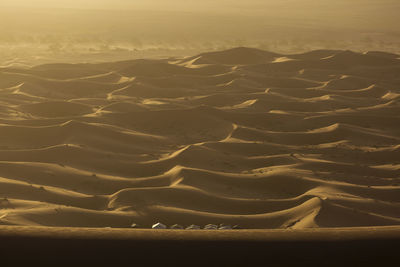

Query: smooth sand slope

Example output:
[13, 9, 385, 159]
[0, 47, 399, 229]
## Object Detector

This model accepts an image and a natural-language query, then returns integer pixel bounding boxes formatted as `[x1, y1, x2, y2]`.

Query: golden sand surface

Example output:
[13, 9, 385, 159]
[0, 47, 399, 230]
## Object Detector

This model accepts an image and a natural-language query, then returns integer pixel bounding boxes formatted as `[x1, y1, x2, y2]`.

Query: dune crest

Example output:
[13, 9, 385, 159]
[0, 48, 399, 229]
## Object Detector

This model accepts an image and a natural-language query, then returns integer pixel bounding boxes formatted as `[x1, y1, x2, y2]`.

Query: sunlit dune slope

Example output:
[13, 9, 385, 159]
[0, 47, 399, 229]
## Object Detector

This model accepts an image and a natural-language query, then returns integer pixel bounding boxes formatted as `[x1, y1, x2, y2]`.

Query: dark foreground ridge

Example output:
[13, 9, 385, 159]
[0, 225, 399, 266]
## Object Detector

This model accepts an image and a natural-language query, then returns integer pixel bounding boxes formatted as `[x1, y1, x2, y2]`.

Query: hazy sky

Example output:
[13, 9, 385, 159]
[0, 0, 395, 10]
[1, 0, 399, 61]
[1, 0, 237, 10]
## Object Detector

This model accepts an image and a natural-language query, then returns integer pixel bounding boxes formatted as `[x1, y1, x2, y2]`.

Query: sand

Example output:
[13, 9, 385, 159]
[0, 225, 399, 266]
[0, 47, 399, 230]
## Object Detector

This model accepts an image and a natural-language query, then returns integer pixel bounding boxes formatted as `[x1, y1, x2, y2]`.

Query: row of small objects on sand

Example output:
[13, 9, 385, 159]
[131, 223, 241, 230]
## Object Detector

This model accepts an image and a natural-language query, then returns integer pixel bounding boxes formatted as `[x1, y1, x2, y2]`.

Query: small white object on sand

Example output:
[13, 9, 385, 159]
[186, 224, 201, 230]
[152, 222, 167, 229]
[204, 224, 218, 230]
[170, 224, 184, 229]
[218, 224, 232, 230]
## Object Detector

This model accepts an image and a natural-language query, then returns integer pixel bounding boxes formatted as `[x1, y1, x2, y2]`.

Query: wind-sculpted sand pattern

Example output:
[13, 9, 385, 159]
[0, 47, 399, 229]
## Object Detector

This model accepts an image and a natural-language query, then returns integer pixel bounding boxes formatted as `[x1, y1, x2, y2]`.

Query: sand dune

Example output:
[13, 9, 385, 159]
[0, 47, 399, 229]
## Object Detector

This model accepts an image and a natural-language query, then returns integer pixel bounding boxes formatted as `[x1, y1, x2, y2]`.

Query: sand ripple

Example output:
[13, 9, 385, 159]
[0, 47, 399, 229]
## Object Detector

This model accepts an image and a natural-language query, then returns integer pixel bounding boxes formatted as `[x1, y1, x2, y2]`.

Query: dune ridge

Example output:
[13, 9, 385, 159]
[0, 47, 399, 229]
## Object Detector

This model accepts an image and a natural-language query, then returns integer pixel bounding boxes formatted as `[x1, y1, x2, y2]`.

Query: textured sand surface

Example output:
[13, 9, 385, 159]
[0, 47, 399, 229]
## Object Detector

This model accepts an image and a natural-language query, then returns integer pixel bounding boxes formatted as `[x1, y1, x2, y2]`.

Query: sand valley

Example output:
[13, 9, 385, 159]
[0, 47, 399, 229]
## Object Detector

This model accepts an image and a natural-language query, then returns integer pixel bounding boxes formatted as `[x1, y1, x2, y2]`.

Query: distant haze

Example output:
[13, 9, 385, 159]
[0, 0, 399, 65]
[1, 0, 398, 29]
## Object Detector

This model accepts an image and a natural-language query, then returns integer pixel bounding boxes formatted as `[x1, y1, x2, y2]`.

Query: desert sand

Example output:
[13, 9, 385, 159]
[0, 225, 399, 266]
[0, 47, 399, 231]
